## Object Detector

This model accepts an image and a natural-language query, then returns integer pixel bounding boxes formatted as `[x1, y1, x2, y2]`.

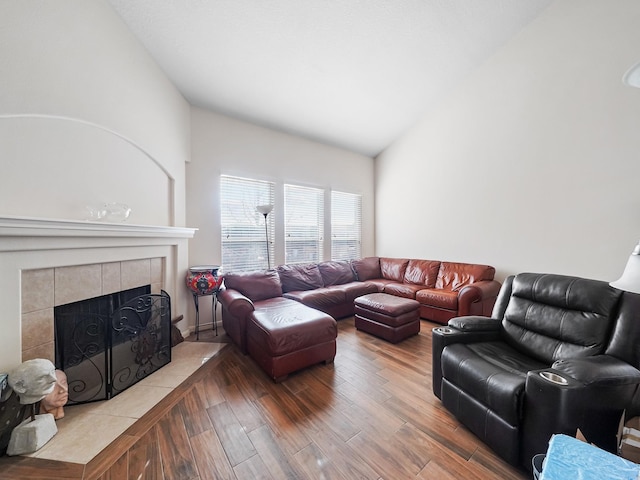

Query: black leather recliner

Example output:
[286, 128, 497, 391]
[432, 272, 640, 470]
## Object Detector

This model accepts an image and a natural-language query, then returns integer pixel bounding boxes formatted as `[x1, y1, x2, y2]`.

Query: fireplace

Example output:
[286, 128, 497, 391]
[54, 286, 172, 405]
[0, 216, 196, 377]
[0, 216, 198, 462]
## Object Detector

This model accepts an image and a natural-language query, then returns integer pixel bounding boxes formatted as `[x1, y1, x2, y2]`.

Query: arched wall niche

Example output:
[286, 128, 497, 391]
[0, 114, 175, 226]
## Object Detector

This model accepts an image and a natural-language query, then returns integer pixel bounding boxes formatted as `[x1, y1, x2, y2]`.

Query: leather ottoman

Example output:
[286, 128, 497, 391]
[246, 297, 337, 382]
[354, 293, 420, 343]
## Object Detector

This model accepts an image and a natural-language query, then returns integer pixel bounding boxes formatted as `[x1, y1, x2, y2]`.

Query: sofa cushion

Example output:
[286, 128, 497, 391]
[416, 288, 458, 310]
[338, 281, 379, 302]
[224, 270, 283, 302]
[248, 297, 337, 356]
[380, 258, 409, 282]
[277, 263, 324, 293]
[441, 341, 546, 425]
[384, 282, 427, 299]
[436, 262, 495, 291]
[283, 287, 346, 311]
[365, 278, 395, 291]
[404, 259, 441, 287]
[352, 257, 381, 281]
[318, 260, 356, 286]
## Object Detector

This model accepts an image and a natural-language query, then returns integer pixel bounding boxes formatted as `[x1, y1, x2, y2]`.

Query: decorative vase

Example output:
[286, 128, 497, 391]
[185, 266, 223, 295]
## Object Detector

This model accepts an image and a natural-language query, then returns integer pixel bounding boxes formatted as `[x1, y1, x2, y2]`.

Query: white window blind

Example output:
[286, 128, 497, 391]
[331, 191, 362, 261]
[220, 175, 275, 272]
[284, 184, 324, 264]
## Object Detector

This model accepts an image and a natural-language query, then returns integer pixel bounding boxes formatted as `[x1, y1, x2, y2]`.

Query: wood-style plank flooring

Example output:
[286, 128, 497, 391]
[0, 318, 527, 479]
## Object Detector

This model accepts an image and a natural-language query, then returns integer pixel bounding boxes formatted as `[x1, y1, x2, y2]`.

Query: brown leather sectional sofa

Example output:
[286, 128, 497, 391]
[218, 256, 499, 380]
[220, 256, 500, 341]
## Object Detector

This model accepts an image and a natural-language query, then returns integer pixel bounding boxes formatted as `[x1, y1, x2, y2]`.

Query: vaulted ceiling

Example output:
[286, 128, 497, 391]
[107, 0, 553, 157]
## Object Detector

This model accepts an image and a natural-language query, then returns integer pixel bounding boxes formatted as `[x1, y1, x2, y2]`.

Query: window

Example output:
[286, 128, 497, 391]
[220, 176, 362, 269]
[220, 175, 275, 272]
[284, 184, 324, 264]
[331, 191, 362, 261]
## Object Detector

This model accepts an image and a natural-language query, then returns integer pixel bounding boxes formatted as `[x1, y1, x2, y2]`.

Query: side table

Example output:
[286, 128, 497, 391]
[185, 265, 223, 341]
[191, 290, 219, 340]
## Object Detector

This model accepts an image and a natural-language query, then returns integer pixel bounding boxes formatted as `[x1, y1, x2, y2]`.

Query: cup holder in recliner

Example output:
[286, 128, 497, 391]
[539, 371, 569, 385]
[434, 326, 456, 335]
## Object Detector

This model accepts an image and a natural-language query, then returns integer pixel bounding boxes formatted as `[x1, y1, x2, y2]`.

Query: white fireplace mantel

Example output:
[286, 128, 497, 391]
[0, 215, 197, 372]
[0, 215, 196, 242]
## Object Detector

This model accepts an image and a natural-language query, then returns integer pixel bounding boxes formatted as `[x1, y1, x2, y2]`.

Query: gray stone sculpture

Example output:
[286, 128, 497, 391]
[8, 359, 57, 404]
[6, 359, 59, 455]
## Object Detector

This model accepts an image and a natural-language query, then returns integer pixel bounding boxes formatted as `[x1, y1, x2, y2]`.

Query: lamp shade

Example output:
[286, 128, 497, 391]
[623, 61, 640, 88]
[256, 204, 273, 215]
[610, 244, 640, 294]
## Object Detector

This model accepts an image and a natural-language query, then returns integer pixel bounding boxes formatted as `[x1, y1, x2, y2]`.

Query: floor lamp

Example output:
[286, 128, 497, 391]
[256, 204, 274, 269]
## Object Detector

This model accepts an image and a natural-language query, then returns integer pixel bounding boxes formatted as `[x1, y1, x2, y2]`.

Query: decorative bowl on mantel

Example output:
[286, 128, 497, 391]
[103, 203, 131, 222]
[85, 203, 131, 222]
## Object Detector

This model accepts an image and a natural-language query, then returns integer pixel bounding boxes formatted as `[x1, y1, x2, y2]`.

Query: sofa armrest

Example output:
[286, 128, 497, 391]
[218, 288, 255, 318]
[457, 280, 502, 316]
[218, 288, 255, 354]
[431, 321, 501, 399]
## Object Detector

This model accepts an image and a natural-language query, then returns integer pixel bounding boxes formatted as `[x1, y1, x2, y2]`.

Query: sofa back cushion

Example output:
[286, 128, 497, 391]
[435, 262, 495, 291]
[380, 258, 409, 282]
[605, 292, 640, 369]
[318, 260, 356, 286]
[501, 273, 622, 364]
[404, 259, 441, 287]
[224, 270, 283, 302]
[352, 257, 381, 281]
[277, 263, 324, 293]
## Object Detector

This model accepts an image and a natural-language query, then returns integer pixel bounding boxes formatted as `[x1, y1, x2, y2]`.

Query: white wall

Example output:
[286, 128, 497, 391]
[0, 0, 190, 226]
[187, 107, 375, 269]
[376, 0, 640, 283]
[0, 0, 193, 333]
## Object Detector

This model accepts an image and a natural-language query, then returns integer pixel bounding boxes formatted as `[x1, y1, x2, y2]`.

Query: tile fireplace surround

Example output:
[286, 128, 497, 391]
[21, 258, 166, 364]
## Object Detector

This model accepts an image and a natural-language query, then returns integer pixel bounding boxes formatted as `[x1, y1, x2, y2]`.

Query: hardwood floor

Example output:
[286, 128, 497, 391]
[0, 318, 527, 479]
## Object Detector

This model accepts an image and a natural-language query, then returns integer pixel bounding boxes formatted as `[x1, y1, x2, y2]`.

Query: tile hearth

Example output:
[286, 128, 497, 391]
[23, 341, 225, 465]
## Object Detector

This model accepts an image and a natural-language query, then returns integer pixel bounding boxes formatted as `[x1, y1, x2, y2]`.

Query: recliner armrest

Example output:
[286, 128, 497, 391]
[431, 318, 502, 399]
[448, 315, 501, 332]
[552, 355, 640, 388]
[522, 368, 585, 465]
[522, 358, 640, 464]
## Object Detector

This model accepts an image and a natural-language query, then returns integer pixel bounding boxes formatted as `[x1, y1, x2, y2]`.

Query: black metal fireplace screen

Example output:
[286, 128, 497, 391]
[54, 286, 171, 405]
